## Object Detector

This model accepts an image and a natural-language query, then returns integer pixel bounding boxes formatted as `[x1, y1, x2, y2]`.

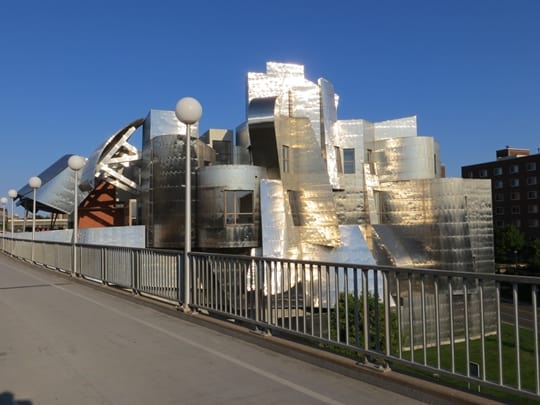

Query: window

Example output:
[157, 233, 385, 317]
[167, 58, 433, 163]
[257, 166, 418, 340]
[510, 164, 520, 174]
[494, 180, 504, 189]
[513, 219, 522, 227]
[529, 205, 538, 214]
[479, 169, 488, 178]
[287, 190, 305, 226]
[495, 220, 505, 227]
[224, 190, 253, 225]
[528, 162, 537, 171]
[495, 193, 504, 202]
[527, 176, 537, 186]
[529, 191, 538, 199]
[343, 148, 355, 174]
[511, 206, 520, 215]
[511, 192, 520, 200]
[529, 219, 539, 228]
[493, 167, 503, 176]
[495, 207, 504, 215]
[511, 178, 520, 187]
[335, 146, 343, 174]
[213, 140, 231, 164]
[282, 145, 290, 173]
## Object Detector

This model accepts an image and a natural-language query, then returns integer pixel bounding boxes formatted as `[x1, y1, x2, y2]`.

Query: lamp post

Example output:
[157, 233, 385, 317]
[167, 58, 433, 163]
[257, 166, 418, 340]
[175, 97, 202, 312]
[28, 176, 42, 261]
[68, 155, 86, 277]
[8, 189, 17, 252]
[0, 197, 7, 251]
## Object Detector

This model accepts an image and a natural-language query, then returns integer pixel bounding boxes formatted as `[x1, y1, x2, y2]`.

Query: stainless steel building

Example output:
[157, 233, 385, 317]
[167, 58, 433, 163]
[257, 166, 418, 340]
[14, 61, 495, 340]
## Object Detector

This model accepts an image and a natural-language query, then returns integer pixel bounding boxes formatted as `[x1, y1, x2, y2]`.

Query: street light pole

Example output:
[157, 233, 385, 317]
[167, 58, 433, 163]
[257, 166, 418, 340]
[0, 197, 7, 251]
[68, 155, 86, 277]
[8, 189, 17, 254]
[28, 176, 42, 262]
[175, 97, 202, 312]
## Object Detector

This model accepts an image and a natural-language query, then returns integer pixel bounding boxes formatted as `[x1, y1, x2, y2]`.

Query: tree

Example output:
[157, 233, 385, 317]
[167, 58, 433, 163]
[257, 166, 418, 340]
[494, 225, 526, 264]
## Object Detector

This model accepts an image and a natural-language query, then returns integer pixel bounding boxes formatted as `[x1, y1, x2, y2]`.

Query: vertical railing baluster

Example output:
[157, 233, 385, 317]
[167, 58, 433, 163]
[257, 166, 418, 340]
[408, 273, 414, 362]
[434, 276, 441, 370]
[396, 275, 402, 358]
[449, 278, 455, 374]
[513, 282, 522, 390]
[533, 284, 540, 395]
[421, 274, 427, 366]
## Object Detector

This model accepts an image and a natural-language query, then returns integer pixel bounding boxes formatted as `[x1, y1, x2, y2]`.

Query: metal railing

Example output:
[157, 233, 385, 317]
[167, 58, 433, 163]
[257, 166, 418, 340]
[2, 237, 539, 401]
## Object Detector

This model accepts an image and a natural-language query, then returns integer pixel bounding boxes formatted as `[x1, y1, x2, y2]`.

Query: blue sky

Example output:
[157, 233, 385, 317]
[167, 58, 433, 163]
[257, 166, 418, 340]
[0, 0, 539, 213]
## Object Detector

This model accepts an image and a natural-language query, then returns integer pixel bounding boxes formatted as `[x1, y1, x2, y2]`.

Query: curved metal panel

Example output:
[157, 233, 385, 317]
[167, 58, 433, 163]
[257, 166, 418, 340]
[18, 154, 88, 214]
[79, 118, 144, 193]
[197, 165, 267, 248]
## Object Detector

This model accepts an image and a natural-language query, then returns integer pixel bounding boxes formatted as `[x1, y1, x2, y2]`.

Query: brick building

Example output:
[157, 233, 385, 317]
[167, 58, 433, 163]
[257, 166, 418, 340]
[462, 147, 540, 239]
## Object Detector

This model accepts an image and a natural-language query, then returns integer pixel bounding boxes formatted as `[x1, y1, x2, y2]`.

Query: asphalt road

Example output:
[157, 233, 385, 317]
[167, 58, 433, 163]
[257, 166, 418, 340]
[0, 254, 428, 405]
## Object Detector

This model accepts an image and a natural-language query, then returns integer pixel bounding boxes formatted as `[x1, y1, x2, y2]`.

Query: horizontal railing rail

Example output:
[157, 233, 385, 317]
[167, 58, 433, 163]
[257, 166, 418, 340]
[2, 236, 539, 401]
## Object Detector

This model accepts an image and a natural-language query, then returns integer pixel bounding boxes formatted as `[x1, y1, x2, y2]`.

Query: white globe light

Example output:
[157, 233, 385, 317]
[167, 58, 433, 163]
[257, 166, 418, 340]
[175, 97, 202, 125]
[28, 176, 42, 189]
[68, 155, 87, 171]
[8, 189, 17, 199]
[0, 197, 7, 205]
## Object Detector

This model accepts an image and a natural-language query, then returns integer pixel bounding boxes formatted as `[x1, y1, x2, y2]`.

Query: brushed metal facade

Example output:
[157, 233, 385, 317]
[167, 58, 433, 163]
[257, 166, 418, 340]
[245, 61, 494, 282]
[197, 165, 267, 249]
[79, 118, 143, 194]
[141, 110, 214, 249]
[17, 154, 89, 215]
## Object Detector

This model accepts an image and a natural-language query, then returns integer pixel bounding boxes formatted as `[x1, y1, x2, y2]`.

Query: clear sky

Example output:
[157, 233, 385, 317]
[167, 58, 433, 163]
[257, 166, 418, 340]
[0, 0, 538, 214]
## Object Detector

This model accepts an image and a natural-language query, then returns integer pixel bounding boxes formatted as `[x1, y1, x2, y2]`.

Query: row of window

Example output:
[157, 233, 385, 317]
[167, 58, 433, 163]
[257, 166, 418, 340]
[476, 162, 537, 177]
[495, 205, 539, 215]
[493, 177, 537, 188]
[495, 190, 538, 200]
[495, 219, 539, 228]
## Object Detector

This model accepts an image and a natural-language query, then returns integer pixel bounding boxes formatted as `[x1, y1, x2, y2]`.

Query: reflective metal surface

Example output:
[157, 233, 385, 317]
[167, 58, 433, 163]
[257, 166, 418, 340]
[197, 165, 267, 249]
[17, 154, 89, 214]
[141, 110, 213, 249]
[80, 118, 143, 194]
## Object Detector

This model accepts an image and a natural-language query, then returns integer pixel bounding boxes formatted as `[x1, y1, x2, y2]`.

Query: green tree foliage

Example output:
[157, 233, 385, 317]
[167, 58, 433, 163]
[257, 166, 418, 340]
[494, 225, 525, 263]
[331, 292, 398, 351]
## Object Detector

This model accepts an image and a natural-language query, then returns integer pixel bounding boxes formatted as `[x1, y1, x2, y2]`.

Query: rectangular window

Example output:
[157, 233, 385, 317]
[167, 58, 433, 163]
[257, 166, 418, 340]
[213, 140, 231, 165]
[495, 220, 505, 227]
[511, 206, 520, 215]
[529, 191, 538, 199]
[493, 167, 503, 176]
[511, 178, 520, 187]
[527, 176, 537, 185]
[510, 164, 520, 174]
[224, 190, 253, 225]
[335, 146, 343, 173]
[511, 192, 520, 200]
[494, 180, 504, 189]
[479, 169, 488, 178]
[287, 190, 305, 226]
[529, 205, 538, 214]
[529, 219, 539, 228]
[343, 148, 355, 174]
[528, 162, 537, 171]
[282, 145, 290, 173]
[495, 207, 504, 215]
[513, 219, 522, 227]
[495, 193, 504, 202]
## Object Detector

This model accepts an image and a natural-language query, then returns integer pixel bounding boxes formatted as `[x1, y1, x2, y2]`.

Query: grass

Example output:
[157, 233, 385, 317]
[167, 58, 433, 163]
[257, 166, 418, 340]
[390, 323, 540, 404]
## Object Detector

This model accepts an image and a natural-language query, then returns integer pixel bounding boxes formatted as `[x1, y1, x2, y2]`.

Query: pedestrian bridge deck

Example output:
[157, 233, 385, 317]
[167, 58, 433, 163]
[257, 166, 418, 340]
[0, 254, 498, 405]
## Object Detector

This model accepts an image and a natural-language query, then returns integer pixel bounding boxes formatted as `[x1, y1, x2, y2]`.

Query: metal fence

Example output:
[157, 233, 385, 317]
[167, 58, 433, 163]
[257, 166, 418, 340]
[2, 237, 539, 401]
